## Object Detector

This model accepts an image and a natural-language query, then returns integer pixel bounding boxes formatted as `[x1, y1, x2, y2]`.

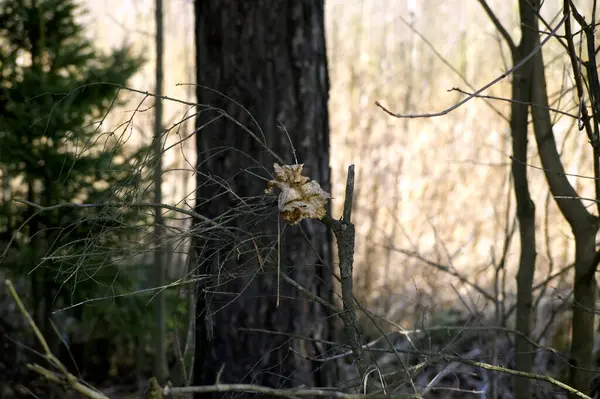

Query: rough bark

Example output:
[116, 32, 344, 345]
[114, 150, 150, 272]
[192, 1, 337, 397]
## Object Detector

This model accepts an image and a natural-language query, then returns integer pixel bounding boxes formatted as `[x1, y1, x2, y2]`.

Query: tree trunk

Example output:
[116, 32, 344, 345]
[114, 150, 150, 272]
[510, 14, 537, 396]
[152, 0, 168, 384]
[569, 230, 598, 394]
[193, 1, 337, 397]
[522, 1, 600, 393]
[476, 2, 539, 394]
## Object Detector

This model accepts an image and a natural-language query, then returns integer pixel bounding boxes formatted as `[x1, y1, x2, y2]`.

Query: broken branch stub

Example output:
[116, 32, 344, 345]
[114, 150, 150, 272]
[265, 163, 331, 225]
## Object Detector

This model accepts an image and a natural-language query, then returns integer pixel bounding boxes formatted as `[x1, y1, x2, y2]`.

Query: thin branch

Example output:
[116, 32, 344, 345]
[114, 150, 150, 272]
[567, 0, 600, 214]
[563, 0, 595, 139]
[281, 273, 341, 314]
[27, 364, 110, 399]
[385, 246, 495, 302]
[5, 280, 110, 399]
[448, 87, 579, 119]
[165, 383, 416, 398]
[321, 165, 365, 379]
[453, 357, 590, 398]
[509, 156, 598, 181]
[375, 15, 566, 119]
[1, 198, 236, 261]
[477, 0, 516, 52]
[342, 165, 355, 222]
[162, 356, 592, 398]
[391, 10, 509, 122]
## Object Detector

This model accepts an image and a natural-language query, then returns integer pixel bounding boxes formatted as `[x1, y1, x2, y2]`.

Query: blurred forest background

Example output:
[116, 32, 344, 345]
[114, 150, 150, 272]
[2, 0, 600, 398]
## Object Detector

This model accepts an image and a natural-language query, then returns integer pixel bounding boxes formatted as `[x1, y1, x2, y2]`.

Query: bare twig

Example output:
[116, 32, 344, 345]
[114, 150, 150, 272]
[164, 383, 417, 398]
[386, 246, 495, 302]
[161, 354, 592, 399]
[375, 15, 566, 119]
[476, 0, 516, 52]
[321, 165, 366, 380]
[5, 280, 110, 399]
[1, 198, 236, 262]
[390, 9, 509, 122]
[448, 87, 579, 119]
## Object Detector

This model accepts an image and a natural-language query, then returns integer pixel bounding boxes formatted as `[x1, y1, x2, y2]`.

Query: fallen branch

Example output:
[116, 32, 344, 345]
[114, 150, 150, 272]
[5, 279, 110, 399]
[164, 383, 417, 398]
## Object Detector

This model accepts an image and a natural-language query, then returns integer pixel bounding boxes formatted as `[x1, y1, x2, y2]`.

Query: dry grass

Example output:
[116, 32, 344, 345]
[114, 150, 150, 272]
[3, 2, 599, 396]
[78, 0, 597, 345]
[326, 0, 595, 330]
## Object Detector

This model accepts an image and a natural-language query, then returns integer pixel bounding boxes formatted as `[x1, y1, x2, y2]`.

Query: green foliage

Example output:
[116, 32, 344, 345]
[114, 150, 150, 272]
[0, 0, 154, 352]
[0, 0, 142, 183]
[0, 0, 144, 262]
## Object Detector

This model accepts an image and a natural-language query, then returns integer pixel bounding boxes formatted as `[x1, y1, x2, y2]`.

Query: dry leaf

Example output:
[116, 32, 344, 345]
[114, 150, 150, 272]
[265, 163, 331, 225]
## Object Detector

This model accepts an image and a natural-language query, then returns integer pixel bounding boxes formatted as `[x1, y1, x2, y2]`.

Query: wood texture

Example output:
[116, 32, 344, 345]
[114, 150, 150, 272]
[193, 1, 337, 397]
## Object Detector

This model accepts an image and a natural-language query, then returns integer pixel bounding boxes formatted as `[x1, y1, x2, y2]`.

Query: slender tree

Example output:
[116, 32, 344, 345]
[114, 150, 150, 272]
[478, 0, 599, 394]
[152, 0, 168, 384]
[193, 1, 337, 396]
[476, 1, 538, 397]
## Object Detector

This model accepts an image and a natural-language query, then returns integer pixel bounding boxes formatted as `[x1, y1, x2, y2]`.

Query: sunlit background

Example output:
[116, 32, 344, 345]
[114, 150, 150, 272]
[79, 0, 594, 329]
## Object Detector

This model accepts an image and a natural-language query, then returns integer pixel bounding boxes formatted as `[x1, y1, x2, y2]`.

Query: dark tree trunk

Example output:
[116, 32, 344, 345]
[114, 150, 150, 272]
[510, 4, 537, 397]
[522, 0, 599, 393]
[193, 1, 337, 397]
